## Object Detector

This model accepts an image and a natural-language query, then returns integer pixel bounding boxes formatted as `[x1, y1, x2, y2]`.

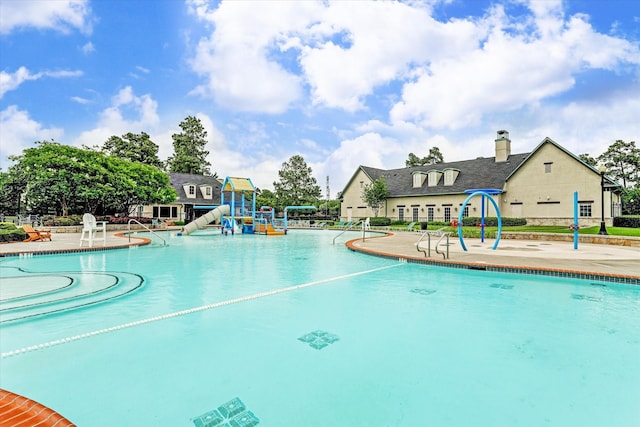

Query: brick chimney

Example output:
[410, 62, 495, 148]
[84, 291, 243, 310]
[495, 130, 511, 162]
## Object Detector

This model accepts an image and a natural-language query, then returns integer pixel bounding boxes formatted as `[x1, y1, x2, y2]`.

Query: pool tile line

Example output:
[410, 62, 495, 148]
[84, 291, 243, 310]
[345, 239, 640, 285]
[1, 264, 404, 359]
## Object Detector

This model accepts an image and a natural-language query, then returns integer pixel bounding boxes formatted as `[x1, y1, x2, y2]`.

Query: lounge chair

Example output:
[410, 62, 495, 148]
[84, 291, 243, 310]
[406, 221, 417, 231]
[22, 224, 52, 242]
[80, 213, 106, 247]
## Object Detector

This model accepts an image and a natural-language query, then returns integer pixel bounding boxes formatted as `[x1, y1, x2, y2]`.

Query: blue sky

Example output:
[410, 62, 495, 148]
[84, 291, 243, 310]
[1, 0, 639, 194]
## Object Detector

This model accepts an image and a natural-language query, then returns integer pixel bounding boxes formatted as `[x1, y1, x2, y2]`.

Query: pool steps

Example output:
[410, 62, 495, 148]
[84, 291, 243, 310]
[0, 271, 143, 324]
[0, 389, 75, 426]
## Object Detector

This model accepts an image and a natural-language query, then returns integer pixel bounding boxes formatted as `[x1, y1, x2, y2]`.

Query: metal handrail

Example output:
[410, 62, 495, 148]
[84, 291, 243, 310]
[128, 219, 167, 246]
[415, 227, 450, 259]
[332, 220, 363, 245]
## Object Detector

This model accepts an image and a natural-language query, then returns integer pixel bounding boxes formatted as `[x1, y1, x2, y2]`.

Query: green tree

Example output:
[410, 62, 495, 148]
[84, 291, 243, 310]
[103, 132, 164, 169]
[597, 140, 640, 190]
[405, 146, 444, 166]
[621, 188, 640, 215]
[0, 170, 23, 215]
[578, 153, 597, 167]
[166, 116, 213, 175]
[361, 177, 390, 217]
[273, 155, 321, 210]
[256, 188, 277, 210]
[8, 141, 176, 216]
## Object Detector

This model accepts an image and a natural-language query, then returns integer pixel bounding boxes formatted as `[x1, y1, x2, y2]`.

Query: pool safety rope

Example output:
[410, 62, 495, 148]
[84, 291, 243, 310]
[1, 263, 404, 359]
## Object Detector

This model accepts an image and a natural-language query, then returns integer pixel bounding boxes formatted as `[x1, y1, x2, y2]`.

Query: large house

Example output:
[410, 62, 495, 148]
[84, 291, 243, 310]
[340, 131, 621, 226]
[138, 173, 222, 222]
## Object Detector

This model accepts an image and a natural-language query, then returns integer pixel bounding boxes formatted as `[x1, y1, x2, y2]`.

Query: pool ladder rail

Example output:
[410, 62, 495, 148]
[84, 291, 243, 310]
[416, 227, 452, 259]
[332, 219, 367, 245]
[128, 219, 168, 246]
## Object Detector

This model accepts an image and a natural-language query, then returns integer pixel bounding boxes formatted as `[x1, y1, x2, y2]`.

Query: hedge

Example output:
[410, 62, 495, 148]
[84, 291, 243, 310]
[370, 217, 392, 226]
[461, 216, 527, 227]
[613, 215, 640, 228]
[0, 222, 26, 243]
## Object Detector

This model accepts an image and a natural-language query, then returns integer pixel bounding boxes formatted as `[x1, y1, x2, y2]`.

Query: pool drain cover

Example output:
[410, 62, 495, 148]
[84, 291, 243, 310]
[298, 330, 340, 350]
[192, 397, 259, 427]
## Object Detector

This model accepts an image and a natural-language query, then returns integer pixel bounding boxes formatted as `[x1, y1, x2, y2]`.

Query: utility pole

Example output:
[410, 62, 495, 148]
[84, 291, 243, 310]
[326, 176, 330, 216]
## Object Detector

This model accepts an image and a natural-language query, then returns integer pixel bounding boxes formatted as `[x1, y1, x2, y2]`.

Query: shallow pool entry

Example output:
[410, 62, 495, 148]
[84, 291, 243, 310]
[192, 397, 259, 427]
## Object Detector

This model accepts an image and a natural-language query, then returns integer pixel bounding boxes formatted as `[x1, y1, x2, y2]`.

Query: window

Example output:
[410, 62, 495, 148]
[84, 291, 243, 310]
[462, 205, 469, 217]
[160, 206, 171, 217]
[544, 162, 552, 173]
[398, 207, 404, 221]
[188, 185, 195, 195]
[172, 207, 178, 218]
[412, 207, 419, 222]
[205, 187, 211, 196]
[579, 203, 592, 217]
[427, 207, 434, 222]
[153, 206, 159, 217]
[444, 207, 451, 222]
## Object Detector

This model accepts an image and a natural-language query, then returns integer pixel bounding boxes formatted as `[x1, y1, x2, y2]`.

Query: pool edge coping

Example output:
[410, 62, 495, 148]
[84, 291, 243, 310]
[345, 233, 640, 285]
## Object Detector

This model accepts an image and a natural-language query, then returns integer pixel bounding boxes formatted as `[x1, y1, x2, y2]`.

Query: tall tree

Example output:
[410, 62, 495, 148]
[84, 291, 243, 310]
[578, 153, 597, 167]
[166, 116, 212, 175]
[361, 177, 390, 217]
[405, 146, 444, 166]
[8, 141, 176, 216]
[597, 140, 640, 190]
[273, 155, 321, 210]
[103, 132, 164, 169]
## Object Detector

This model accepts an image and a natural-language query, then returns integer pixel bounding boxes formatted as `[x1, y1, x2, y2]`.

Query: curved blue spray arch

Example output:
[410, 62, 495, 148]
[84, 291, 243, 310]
[457, 190, 503, 251]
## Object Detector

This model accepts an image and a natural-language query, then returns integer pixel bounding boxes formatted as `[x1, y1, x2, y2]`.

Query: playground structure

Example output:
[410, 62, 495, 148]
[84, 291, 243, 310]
[181, 176, 316, 236]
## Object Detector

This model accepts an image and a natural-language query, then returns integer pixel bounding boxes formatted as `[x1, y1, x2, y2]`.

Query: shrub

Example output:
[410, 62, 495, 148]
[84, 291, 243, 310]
[613, 215, 640, 228]
[370, 217, 391, 226]
[461, 216, 526, 227]
[108, 216, 153, 225]
[41, 216, 82, 226]
[0, 222, 26, 243]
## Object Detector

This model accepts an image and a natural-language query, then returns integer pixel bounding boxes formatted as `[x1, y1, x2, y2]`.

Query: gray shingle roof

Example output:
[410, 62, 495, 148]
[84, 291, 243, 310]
[360, 153, 530, 197]
[169, 173, 222, 205]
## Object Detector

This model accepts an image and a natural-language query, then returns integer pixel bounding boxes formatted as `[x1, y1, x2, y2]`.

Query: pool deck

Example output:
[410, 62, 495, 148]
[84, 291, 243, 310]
[0, 228, 638, 282]
[347, 230, 639, 283]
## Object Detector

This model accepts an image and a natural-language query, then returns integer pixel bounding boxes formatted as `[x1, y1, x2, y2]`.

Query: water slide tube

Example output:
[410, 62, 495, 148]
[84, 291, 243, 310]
[181, 204, 230, 235]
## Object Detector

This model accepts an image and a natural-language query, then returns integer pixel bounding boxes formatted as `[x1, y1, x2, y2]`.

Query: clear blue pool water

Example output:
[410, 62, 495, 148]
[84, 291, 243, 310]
[1, 230, 639, 426]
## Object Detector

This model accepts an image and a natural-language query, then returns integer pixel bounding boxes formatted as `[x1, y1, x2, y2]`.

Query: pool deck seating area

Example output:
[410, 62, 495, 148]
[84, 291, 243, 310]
[0, 227, 638, 282]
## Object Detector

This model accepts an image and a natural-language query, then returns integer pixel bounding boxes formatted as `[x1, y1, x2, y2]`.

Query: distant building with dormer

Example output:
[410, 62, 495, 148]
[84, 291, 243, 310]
[339, 131, 621, 226]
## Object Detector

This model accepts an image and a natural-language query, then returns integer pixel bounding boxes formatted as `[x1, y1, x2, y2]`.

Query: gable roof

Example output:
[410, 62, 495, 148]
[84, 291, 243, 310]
[506, 137, 621, 189]
[355, 153, 530, 197]
[169, 172, 222, 205]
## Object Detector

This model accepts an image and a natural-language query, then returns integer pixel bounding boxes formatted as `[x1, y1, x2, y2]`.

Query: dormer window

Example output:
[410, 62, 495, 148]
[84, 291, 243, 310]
[427, 170, 443, 187]
[183, 184, 197, 199]
[200, 185, 213, 199]
[443, 168, 460, 186]
[412, 172, 427, 188]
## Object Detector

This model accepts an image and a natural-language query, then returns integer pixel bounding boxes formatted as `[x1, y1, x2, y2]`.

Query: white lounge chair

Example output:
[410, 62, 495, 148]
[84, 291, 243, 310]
[80, 213, 106, 247]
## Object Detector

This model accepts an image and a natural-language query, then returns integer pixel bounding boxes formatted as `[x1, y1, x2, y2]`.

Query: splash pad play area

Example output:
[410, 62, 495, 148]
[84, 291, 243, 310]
[181, 177, 316, 236]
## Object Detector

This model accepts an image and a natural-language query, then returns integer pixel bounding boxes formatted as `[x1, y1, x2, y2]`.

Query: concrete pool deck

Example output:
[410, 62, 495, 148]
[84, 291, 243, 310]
[346, 230, 639, 282]
[0, 228, 638, 282]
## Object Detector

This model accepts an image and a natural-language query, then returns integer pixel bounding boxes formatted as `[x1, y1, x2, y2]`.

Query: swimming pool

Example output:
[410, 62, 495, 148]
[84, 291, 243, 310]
[1, 230, 639, 426]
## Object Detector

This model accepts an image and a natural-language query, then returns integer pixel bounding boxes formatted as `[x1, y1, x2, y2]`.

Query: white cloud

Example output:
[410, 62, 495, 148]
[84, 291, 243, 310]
[0, 0, 92, 35]
[389, 3, 640, 130]
[81, 41, 95, 55]
[0, 67, 83, 98]
[73, 86, 160, 148]
[0, 106, 63, 169]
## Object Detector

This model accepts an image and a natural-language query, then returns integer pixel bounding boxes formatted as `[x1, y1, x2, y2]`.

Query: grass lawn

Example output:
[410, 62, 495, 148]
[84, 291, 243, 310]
[419, 224, 640, 238]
